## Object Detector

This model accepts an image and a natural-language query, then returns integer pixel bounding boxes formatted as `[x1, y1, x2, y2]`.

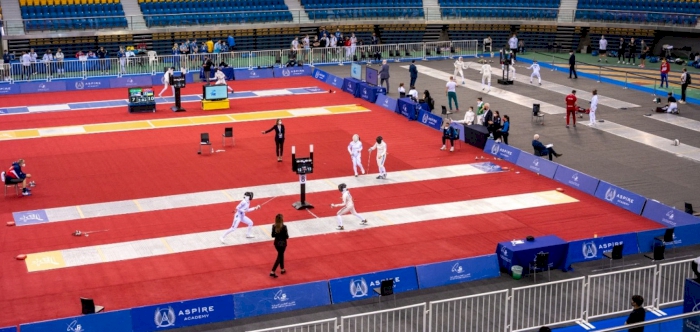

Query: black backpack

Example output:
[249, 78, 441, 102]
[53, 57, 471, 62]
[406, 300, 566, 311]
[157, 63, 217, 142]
[687, 73, 692, 85]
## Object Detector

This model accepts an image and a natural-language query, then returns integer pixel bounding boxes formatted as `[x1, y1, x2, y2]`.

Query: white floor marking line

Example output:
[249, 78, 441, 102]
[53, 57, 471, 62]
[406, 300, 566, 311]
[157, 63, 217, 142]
[465, 65, 640, 109]
[25, 190, 577, 272]
[406, 65, 567, 114]
[644, 113, 700, 133]
[18, 164, 496, 225]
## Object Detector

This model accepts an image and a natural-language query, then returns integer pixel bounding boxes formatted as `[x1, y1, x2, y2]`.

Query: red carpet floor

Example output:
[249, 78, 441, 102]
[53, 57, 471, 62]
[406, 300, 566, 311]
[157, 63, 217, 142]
[0, 78, 664, 327]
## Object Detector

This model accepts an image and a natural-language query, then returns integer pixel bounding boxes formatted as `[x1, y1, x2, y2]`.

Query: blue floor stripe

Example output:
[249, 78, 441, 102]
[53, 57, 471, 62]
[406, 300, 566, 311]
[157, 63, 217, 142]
[230, 91, 257, 98]
[553, 305, 683, 331]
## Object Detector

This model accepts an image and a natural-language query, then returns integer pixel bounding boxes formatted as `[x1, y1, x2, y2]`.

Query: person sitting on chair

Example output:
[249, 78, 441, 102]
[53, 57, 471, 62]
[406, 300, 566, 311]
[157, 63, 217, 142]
[655, 92, 679, 114]
[5, 159, 33, 196]
[532, 134, 562, 161]
[440, 120, 457, 152]
[422, 90, 435, 113]
[398, 83, 406, 97]
[408, 86, 418, 101]
[452, 106, 475, 125]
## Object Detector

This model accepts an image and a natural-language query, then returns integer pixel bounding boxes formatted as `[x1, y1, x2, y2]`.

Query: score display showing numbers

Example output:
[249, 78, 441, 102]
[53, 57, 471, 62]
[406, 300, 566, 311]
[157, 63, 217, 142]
[128, 88, 155, 104]
[295, 157, 313, 174]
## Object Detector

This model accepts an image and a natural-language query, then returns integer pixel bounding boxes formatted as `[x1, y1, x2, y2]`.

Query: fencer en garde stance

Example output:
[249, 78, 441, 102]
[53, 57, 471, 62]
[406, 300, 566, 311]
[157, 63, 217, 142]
[368, 136, 388, 179]
[330, 183, 367, 230]
[214, 68, 234, 92]
[220, 192, 260, 242]
[348, 134, 365, 177]
[454, 57, 467, 84]
[480, 62, 492, 91]
[528, 60, 541, 85]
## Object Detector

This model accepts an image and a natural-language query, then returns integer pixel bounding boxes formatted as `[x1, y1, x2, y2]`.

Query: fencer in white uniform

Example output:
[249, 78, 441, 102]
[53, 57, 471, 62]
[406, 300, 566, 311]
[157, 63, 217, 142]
[528, 60, 541, 85]
[480, 62, 492, 91]
[214, 68, 234, 92]
[368, 136, 387, 179]
[330, 183, 367, 230]
[220, 192, 260, 243]
[158, 67, 175, 97]
[589, 90, 598, 126]
[454, 57, 467, 84]
[348, 134, 365, 177]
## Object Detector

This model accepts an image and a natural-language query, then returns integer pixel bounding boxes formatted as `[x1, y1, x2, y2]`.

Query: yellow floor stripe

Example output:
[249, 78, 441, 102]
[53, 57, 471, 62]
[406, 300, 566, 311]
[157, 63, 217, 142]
[76, 206, 85, 219]
[133, 200, 144, 212]
[221, 190, 235, 202]
[375, 212, 395, 225]
[161, 238, 174, 253]
[25, 251, 67, 272]
[96, 246, 107, 262]
[0, 105, 369, 142]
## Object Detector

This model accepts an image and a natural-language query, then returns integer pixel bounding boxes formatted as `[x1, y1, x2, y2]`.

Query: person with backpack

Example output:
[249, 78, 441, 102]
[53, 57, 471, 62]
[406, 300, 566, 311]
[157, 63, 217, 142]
[680, 68, 691, 104]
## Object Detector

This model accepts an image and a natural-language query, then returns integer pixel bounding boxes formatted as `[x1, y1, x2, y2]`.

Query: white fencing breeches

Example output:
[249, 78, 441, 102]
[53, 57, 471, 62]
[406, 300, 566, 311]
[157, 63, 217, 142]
[351, 154, 364, 175]
[530, 72, 541, 83]
[159, 84, 175, 97]
[482, 74, 491, 88]
[221, 215, 253, 238]
[589, 109, 596, 125]
[376, 155, 386, 176]
[454, 68, 465, 82]
[337, 205, 364, 226]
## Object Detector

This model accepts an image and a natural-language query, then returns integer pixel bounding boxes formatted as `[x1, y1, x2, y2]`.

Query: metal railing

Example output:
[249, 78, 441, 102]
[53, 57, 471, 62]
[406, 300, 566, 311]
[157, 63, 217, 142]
[510, 277, 586, 332]
[428, 290, 508, 332]
[586, 266, 657, 320]
[657, 258, 697, 308]
[340, 303, 426, 332]
[247, 318, 338, 332]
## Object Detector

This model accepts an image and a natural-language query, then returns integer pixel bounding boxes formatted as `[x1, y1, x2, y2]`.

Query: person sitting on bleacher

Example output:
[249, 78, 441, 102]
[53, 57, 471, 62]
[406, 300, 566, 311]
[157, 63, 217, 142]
[655, 92, 679, 114]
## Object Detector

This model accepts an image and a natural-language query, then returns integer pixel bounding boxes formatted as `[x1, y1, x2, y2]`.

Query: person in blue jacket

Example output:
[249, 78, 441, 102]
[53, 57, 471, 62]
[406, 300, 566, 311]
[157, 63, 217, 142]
[532, 134, 562, 161]
[494, 115, 510, 144]
[409, 60, 418, 87]
[441, 120, 458, 152]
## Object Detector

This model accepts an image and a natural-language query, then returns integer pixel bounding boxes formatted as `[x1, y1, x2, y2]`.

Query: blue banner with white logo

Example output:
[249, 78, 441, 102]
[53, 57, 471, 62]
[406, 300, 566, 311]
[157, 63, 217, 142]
[683, 279, 700, 332]
[131, 295, 234, 332]
[416, 254, 500, 289]
[274, 66, 311, 78]
[594, 180, 647, 215]
[0, 326, 16, 332]
[375, 94, 397, 112]
[329, 266, 419, 304]
[233, 281, 330, 319]
[13, 209, 49, 226]
[342, 77, 362, 97]
[564, 232, 640, 268]
[0, 84, 21, 95]
[66, 77, 111, 91]
[20, 81, 66, 93]
[109, 76, 153, 88]
[553, 165, 600, 196]
[20, 310, 132, 332]
[637, 223, 700, 252]
[324, 73, 344, 89]
[417, 110, 442, 131]
[642, 200, 700, 227]
[234, 68, 274, 80]
[515, 152, 559, 179]
[483, 139, 521, 163]
[312, 68, 328, 82]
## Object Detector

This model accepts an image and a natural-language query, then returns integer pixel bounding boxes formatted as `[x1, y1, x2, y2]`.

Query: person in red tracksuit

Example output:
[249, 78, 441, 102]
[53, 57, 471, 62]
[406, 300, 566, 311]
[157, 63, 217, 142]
[660, 58, 670, 88]
[565, 90, 578, 128]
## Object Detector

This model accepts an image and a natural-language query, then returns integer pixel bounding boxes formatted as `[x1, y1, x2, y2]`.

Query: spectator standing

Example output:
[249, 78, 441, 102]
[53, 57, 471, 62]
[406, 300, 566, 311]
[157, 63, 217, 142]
[172, 43, 181, 69]
[20, 51, 31, 80]
[445, 76, 459, 113]
[270, 214, 289, 278]
[618, 38, 627, 64]
[483, 35, 493, 56]
[598, 35, 608, 62]
[55, 48, 64, 77]
[227, 35, 235, 51]
[29, 48, 38, 75]
[568, 50, 577, 79]
[565, 90, 578, 128]
[625, 295, 645, 332]
[508, 33, 518, 61]
[680, 68, 690, 104]
[97, 46, 108, 74]
[639, 41, 649, 68]
[117, 46, 127, 74]
[660, 58, 670, 88]
[409, 60, 418, 87]
[494, 115, 509, 144]
[379, 59, 390, 92]
[41, 49, 53, 78]
[202, 56, 213, 85]
[371, 32, 379, 45]
[206, 39, 214, 53]
[291, 37, 299, 52]
[627, 38, 637, 66]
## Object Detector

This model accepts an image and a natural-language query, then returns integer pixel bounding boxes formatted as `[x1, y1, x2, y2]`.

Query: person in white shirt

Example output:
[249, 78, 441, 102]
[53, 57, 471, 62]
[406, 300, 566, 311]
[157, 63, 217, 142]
[350, 33, 357, 58]
[368, 136, 388, 179]
[480, 62, 492, 91]
[398, 83, 406, 96]
[452, 106, 475, 125]
[29, 48, 38, 76]
[302, 35, 310, 50]
[347, 134, 365, 177]
[330, 35, 337, 48]
[158, 67, 175, 98]
[291, 37, 299, 51]
[483, 35, 493, 56]
[220, 192, 260, 242]
[445, 76, 459, 113]
[598, 35, 608, 63]
[20, 51, 32, 80]
[589, 89, 598, 125]
[214, 67, 233, 92]
[528, 60, 541, 85]
[330, 183, 367, 230]
[55, 48, 65, 77]
[42, 49, 54, 77]
[454, 56, 467, 84]
[408, 86, 418, 100]
[508, 34, 518, 61]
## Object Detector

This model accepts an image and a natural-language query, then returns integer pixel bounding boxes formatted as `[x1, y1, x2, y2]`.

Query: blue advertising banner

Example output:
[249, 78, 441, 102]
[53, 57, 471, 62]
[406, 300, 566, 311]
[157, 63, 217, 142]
[594, 181, 647, 215]
[643, 200, 700, 227]
[483, 139, 521, 163]
[637, 223, 700, 252]
[683, 279, 700, 332]
[13, 210, 49, 225]
[497, 235, 569, 274]
[342, 77, 362, 97]
[131, 295, 234, 332]
[66, 77, 111, 91]
[564, 232, 640, 268]
[329, 266, 419, 304]
[416, 254, 500, 289]
[325, 73, 345, 89]
[233, 281, 330, 319]
[234, 68, 274, 80]
[0, 327, 16, 332]
[20, 310, 132, 332]
[397, 97, 418, 120]
[418, 110, 442, 131]
[375, 94, 398, 112]
[273, 66, 312, 78]
[0, 84, 21, 95]
[515, 152, 559, 179]
[553, 165, 600, 196]
[109, 76, 153, 88]
[450, 123, 466, 141]
[20, 81, 66, 94]
[153, 72, 194, 86]
[312, 68, 328, 82]
[358, 82, 385, 103]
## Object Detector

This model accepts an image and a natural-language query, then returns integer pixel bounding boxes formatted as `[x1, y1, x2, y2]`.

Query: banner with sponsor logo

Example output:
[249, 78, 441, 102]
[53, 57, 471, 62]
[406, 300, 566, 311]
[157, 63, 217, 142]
[0, 326, 16, 332]
[131, 295, 234, 332]
[273, 66, 311, 78]
[418, 110, 442, 131]
[637, 223, 700, 252]
[328, 266, 419, 304]
[594, 181, 647, 215]
[553, 165, 600, 196]
[312, 68, 328, 82]
[20, 81, 66, 94]
[483, 139, 521, 163]
[342, 77, 362, 97]
[66, 77, 111, 91]
[109, 76, 153, 89]
[564, 232, 640, 268]
[415, 254, 500, 289]
[234, 68, 274, 80]
[450, 123, 465, 141]
[233, 281, 330, 319]
[20, 310, 132, 332]
[0, 84, 21, 95]
[515, 152, 559, 179]
[683, 279, 700, 332]
[325, 73, 345, 90]
[153, 72, 195, 86]
[642, 199, 700, 227]
[13, 209, 49, 226]
[375, 94, 397, 112]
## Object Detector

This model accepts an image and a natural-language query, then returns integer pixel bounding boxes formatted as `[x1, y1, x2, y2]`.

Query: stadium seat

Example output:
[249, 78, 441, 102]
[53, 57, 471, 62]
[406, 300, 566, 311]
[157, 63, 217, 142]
[576, 0, 698, 25]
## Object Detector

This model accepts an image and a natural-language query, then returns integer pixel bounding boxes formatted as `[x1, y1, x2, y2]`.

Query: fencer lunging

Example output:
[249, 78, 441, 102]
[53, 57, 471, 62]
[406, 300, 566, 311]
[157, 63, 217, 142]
[348, 134, 365, 177]
[220, 191, 260, 242]
[480, 62, 492, 91]
[454, 57, 467, 84]
[368, 136, 388, 179]
[330, 183, 367, 230]
[528, 60, 541, 85]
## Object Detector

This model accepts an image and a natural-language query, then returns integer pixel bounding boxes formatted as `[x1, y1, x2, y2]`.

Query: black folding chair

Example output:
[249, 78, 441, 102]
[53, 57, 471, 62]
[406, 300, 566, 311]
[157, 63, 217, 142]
[198, 133, 213, 155]
[529, 252, 550, 283]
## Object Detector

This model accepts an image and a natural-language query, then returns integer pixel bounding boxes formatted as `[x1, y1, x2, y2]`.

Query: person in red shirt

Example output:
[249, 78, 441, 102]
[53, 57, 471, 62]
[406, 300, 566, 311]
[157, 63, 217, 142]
[660, 58, 670, 88]
[4, 159, 33, 196]
[565, 90, 578, 128]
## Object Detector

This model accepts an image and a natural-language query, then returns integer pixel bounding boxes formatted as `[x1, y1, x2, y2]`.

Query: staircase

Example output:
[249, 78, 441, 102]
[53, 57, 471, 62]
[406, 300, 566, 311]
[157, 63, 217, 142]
[557, 0, 579, 23]
[119, 0, 147, 31]
[422, 24, 442, 43]
[283, 0, 311, 24]
[0, 0, 25, 36]
[422, 0, 440, 21]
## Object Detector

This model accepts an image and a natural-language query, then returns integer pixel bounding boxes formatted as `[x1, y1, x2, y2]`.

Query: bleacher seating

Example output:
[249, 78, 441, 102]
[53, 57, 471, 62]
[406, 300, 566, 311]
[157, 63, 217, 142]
[516, 25, 558, 50]
[587, 27, 655, 53]
[301, 0, 424, 20]
[440, 0, 559, 20]
[19, 0, 128, 31]
[139, 0, 293, 27]
[26, 35, 132, 56]
[379, 24, 425, 44]
[576, 0, 699, 26]
[319, 24, 373, 44]
[448, 24, 511, 50]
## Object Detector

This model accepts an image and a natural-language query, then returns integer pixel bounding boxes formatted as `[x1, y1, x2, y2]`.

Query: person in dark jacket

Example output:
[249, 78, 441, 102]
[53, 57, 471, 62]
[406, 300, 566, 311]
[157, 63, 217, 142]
[422, 90, 435, 112]
[270, 214, 289, 278]
[440, 120, 457, 152]
[409, 60, 418, 87]
[202, 56, 213, 85]
[379, 59, 390, 92]
[494, 115, 509, 144]
[4, 159, 33, 196]
[262, 119, 286, 162]
[532, 134, 562, 161]
[625, 295, 645, 332]
[568, 50, 577, 79]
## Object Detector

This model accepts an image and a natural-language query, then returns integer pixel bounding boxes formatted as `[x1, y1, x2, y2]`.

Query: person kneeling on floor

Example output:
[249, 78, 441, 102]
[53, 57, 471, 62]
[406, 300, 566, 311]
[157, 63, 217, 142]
[655, 92, 679, 114]
[532, 134, 562, 161]
[441, 120, 458, 152]
[5, 159, 33, 196]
